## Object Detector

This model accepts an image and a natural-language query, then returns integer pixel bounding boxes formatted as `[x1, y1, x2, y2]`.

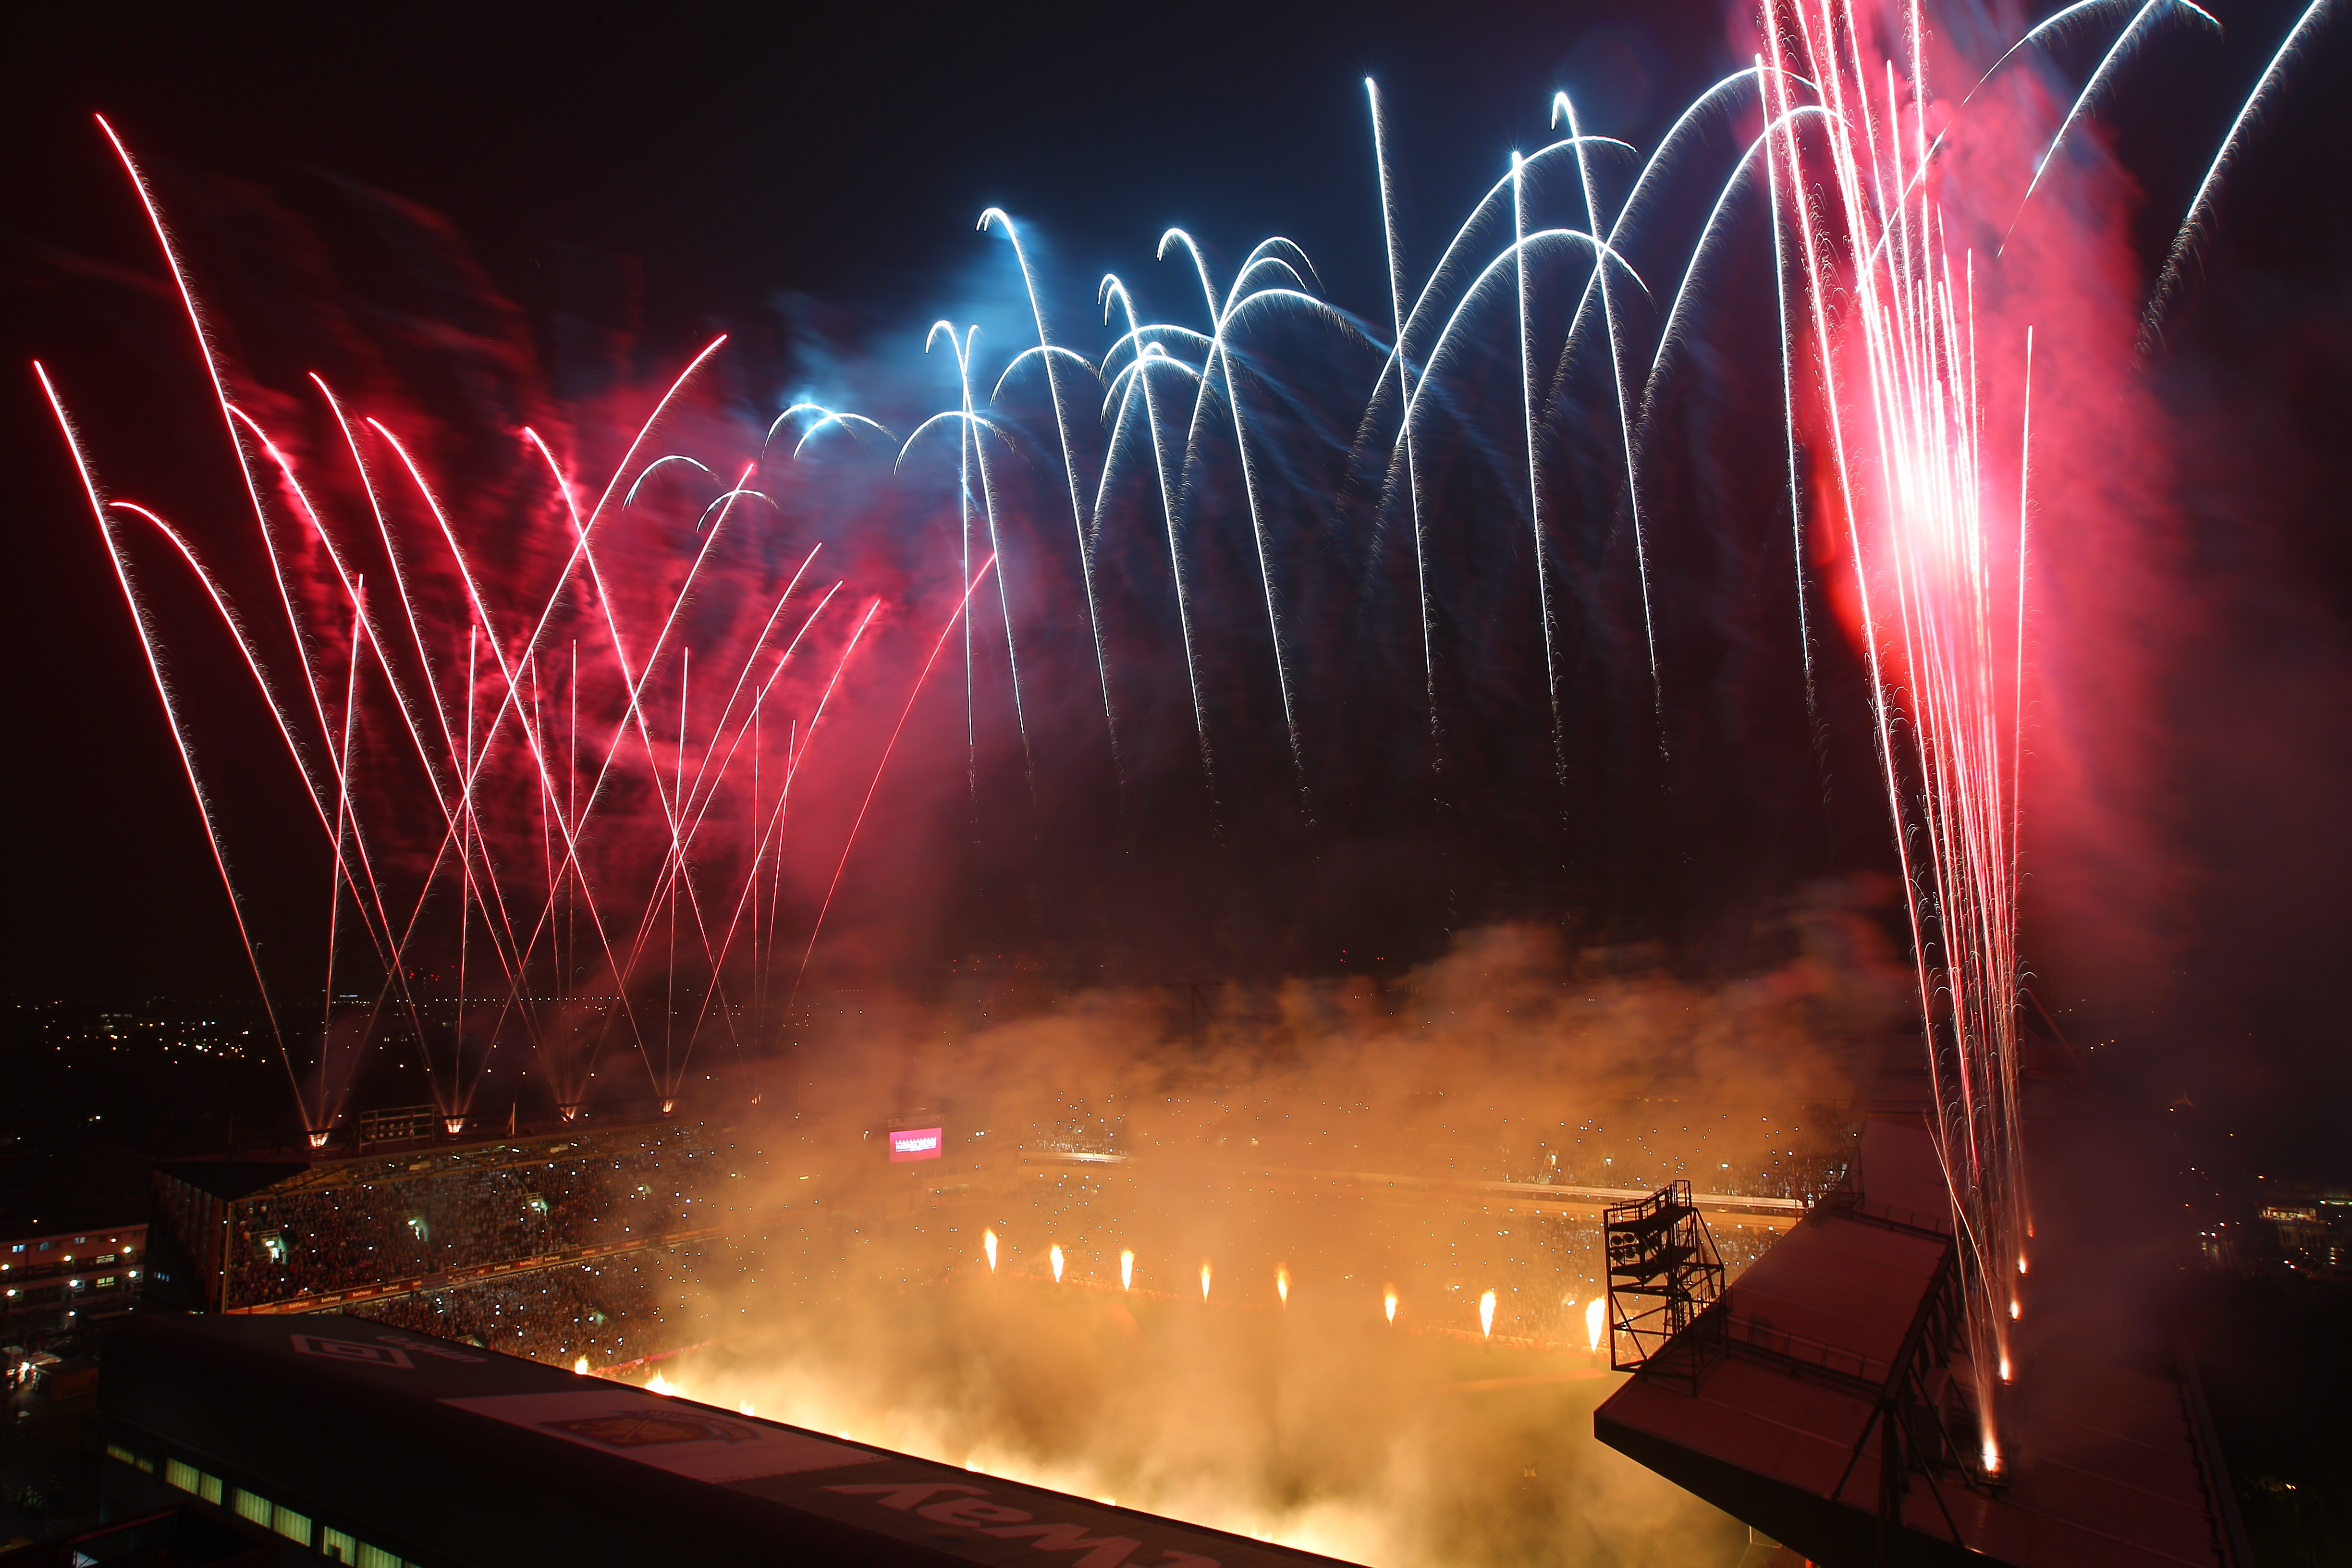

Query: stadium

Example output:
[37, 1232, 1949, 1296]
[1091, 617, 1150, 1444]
[71, 995, 2245, 1568]
[12, 0, 2341, 1556]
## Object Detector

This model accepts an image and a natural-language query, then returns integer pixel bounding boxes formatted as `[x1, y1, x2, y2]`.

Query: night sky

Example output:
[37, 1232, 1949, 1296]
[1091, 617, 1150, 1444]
[5, 0, 2347, 1176]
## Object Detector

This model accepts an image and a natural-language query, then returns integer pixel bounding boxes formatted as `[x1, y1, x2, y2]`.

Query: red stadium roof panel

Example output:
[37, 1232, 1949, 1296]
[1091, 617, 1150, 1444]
[1595, 1119, 2241, 1568]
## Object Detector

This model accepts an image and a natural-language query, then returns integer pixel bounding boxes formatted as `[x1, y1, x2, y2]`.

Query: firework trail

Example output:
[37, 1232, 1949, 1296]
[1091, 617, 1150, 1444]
[2142, 0, 2334, 351]
[35, 364, 294, 1097]
[794, 558, 998, 1004]
[1366, 79, 1439, 773]
[982, 209, 1122, 772]
[1740, 0, 2251, 1464]
[1160, 229, 1329, 803]
[1098, 275, 1219, 799]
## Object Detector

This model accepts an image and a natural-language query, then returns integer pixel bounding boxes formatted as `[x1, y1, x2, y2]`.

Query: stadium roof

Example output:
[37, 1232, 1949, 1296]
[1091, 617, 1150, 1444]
[1594, 1120, 2244, 1568]
[102, 1312, 1359, 1568]
[151, 1119, 706, 1201]
[146, 1159, 312, 1203]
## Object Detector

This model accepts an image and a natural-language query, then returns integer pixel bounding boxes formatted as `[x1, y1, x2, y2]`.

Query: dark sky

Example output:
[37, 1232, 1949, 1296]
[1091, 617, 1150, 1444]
[5, 1, 2347, 1171]
[7, 0, 1727, 347]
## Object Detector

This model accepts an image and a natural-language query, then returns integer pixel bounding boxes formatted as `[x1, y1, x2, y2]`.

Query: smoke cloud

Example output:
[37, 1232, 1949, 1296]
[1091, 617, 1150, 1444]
[629, 903, 1908, 1567]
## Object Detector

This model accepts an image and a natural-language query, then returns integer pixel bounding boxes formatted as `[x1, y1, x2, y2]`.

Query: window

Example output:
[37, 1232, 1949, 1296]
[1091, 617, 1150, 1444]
[233, 1489, 271, 1527]
[105, 1443, 139, 1467]
[96, 1254, 116, 1265]
[272, 1504, 312, 1545]
[322, 1527, 358, 1563]
[198, 1473, 223, 1505]
[98, 1276, 118, 1289]
[165, 1458, 200, 1493]
[358, 1544, 405, 1568]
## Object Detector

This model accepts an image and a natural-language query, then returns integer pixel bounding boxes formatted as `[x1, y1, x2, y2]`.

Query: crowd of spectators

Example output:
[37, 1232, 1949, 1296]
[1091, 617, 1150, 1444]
[348, 1240, 738, 1369]
[223, 1126, 742, 1308]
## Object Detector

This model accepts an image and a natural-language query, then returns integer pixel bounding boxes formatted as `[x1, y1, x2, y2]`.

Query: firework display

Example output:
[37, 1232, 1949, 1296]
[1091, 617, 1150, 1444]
[26, 0, 2336, 1556]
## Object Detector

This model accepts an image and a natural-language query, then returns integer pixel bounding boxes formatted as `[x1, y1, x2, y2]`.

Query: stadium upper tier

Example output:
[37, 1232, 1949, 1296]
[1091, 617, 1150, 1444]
[146, 1120, 765, 1314]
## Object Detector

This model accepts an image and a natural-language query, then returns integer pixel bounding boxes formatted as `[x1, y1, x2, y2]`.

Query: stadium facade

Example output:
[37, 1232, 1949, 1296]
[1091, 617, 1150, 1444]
[3, 1221, 146, 1334]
